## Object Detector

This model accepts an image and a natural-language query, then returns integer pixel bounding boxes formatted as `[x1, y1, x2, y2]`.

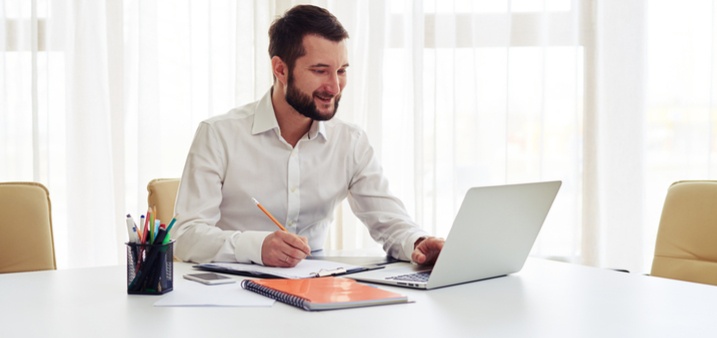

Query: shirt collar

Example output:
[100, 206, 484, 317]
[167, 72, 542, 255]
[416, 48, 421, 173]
[308, 119, 327, 141]
[251, 91, 280, 135]
[251, 89, 328, 141]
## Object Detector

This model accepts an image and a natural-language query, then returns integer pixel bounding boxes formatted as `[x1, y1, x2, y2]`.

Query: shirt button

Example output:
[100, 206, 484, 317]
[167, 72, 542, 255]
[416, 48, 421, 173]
[291, 187, 297, 193]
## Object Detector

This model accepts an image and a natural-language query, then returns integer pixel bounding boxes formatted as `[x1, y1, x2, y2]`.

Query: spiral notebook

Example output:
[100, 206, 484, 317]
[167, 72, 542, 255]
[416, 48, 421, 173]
[240, 277, 409, 311]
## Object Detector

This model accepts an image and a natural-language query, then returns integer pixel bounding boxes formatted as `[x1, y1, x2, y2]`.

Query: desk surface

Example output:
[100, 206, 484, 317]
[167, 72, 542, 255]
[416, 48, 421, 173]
[2, 258, 716, 338]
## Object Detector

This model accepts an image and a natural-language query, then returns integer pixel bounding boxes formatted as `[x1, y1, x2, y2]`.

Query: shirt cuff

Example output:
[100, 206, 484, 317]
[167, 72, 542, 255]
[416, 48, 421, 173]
[402, 233, 429, 262]
[232, 230, 271, 265]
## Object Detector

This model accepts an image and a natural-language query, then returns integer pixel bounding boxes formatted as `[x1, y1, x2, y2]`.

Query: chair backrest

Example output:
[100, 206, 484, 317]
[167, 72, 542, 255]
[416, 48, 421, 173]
[0, 182, 56, 273]
[147, 178, 180, 231]
[651, 180, 717, 286]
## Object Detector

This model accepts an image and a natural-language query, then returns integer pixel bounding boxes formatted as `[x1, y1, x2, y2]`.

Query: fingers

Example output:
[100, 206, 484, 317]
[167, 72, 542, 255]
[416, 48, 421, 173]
[412, 237, 445, 266]
[261, 231, 312, 267]
[284, 233, 311, 255]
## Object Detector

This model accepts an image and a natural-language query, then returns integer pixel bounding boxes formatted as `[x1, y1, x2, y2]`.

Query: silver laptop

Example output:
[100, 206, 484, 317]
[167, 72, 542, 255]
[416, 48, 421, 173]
[349, 181, 561, 290]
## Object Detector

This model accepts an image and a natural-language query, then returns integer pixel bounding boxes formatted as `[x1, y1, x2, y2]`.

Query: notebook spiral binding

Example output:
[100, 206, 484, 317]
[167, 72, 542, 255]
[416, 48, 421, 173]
[240, 280, 309, 310]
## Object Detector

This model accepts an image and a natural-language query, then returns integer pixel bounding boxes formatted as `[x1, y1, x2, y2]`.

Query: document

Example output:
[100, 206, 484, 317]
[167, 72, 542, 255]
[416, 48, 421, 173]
[194, 259, 380, 279]
[153, 279, 275, 307]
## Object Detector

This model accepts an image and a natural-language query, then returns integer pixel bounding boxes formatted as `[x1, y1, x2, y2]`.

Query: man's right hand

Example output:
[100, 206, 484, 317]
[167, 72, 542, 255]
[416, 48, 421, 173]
[261, 231, 311, 267]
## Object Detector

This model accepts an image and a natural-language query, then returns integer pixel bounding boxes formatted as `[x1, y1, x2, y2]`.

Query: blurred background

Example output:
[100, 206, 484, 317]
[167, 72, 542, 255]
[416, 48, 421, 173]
[2, 0, 715, 273]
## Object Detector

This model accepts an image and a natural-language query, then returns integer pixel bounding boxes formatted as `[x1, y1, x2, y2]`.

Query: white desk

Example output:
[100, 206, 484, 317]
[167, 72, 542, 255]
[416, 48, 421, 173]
[1, 258, 716, 337]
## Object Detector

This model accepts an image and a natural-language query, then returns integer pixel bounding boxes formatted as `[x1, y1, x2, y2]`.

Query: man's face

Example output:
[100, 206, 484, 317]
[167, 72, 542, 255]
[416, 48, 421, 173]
[285, 35, 348, 121]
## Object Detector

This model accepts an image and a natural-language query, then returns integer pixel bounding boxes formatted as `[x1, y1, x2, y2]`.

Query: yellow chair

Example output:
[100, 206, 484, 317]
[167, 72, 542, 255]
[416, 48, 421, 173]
[651, 180, 717, 286]
[147, 178, 180, 231]
[0, 182, 56, 273]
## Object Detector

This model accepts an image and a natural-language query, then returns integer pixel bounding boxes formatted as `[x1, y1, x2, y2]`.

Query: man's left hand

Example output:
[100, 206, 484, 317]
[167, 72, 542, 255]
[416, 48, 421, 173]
[411, 236, 445, 266]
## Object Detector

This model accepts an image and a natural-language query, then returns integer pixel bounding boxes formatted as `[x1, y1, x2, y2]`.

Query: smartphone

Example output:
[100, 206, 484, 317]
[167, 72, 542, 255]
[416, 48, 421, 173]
[183, 272, 236, 285]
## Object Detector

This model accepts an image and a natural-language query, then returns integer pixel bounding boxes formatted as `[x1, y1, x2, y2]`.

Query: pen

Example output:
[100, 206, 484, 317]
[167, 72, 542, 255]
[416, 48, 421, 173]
[149, 209, 156, 242]
[162, 216, 177, 244]
[153, 224, 168, 245]
[165, 216, 177, 233]
[252, 197, 287, 231]
[125, 214, 139, 243]
[138, 214, 145, 243]
[154, 219, 161, 242]
[142, 211, 150, 245]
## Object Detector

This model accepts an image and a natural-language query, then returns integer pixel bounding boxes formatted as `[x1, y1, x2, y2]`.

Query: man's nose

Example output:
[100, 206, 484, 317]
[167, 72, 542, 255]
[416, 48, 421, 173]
[323, 73, 340, 95]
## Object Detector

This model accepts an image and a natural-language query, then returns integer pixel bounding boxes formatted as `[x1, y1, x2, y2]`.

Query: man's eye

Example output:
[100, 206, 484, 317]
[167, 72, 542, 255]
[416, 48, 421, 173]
[312, 69, 325, 74]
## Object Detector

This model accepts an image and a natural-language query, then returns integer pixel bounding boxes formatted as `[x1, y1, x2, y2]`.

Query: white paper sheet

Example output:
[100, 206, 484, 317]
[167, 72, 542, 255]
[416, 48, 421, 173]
[153, 279, 275, 307]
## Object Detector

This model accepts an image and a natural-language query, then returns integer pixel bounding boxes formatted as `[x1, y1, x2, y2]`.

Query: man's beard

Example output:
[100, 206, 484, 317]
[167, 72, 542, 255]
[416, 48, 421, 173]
[285, 75, 340, 121]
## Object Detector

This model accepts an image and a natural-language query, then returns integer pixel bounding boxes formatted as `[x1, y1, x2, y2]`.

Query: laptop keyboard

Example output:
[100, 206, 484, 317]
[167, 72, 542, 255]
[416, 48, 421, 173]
[387, 271, 431, 283]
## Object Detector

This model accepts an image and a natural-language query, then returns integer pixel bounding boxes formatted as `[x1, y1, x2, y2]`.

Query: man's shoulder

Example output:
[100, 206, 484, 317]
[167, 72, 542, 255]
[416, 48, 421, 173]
[324, 118, 365, 137]
[203, 91, 273, 127]
[204, 101, 258, 124]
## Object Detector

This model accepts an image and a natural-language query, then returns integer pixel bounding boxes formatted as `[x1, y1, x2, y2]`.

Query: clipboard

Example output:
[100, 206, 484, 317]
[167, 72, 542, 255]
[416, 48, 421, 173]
[193, 259, 384, 279]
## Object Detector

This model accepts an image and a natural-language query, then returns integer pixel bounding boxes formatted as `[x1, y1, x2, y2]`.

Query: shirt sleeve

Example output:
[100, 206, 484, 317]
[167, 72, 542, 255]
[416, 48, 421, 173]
[173, 122, 269, 264]
[346, 130, 429, 261]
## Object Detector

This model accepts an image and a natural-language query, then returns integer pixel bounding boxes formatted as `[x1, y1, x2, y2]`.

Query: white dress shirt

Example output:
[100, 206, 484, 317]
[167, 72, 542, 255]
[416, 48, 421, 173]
[173, 90, 428, 264]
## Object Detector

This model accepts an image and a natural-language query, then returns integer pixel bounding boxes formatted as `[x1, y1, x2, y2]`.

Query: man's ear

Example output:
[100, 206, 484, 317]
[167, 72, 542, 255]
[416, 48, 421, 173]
[271, 56, 288, 86]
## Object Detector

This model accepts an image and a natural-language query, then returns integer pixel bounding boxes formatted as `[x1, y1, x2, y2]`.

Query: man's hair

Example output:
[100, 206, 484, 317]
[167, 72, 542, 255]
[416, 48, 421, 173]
[268, 5, 349, 72]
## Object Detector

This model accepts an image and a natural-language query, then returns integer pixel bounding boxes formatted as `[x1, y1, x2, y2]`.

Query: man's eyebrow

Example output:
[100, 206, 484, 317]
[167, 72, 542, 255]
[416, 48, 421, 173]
[308, 63, 350, 68]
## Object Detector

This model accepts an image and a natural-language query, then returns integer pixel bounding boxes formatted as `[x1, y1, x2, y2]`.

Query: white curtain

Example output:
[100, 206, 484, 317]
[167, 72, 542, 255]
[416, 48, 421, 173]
[2, 0, 120, 268]
[2, 0, 716, 273]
